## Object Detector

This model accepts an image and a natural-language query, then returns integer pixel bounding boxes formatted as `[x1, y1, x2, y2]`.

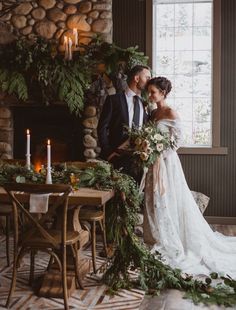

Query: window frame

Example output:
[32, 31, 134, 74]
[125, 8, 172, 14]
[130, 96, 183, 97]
[146, 0, 227, 155]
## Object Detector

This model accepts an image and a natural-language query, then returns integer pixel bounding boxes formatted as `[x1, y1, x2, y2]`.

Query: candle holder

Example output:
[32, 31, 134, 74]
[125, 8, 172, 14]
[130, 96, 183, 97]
[46, 167, 52, 184]
[25, 154, 31, 170]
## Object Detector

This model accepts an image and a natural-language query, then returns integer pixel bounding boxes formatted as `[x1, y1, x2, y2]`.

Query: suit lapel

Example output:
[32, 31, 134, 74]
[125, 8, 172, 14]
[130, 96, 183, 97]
[119, 92, 149, 125]
[120, 92, 129, 125]
[142, 103, 149, 124]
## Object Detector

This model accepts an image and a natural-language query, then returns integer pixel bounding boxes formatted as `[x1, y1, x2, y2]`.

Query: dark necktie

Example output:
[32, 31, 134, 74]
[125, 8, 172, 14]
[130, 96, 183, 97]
[132, 95, 140, 128]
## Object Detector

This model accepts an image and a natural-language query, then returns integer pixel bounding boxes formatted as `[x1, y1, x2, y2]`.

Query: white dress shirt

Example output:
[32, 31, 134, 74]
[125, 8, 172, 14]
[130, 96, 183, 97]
[125, 87, 144, 128]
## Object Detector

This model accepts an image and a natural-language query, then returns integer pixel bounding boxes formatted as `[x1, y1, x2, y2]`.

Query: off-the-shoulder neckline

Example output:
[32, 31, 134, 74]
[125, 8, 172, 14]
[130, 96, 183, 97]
[156, 118, 180, 122]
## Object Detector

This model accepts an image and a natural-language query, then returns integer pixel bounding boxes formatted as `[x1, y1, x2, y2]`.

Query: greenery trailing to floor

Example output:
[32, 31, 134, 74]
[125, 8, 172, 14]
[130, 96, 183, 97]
[0, 160, 235, 307]
[0, 37, 148, 114]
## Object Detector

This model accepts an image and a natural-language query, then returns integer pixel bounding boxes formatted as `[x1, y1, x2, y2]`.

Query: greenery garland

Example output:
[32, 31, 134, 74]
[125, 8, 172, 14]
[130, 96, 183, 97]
[0, 161, 236, 307]
[0, 37, 148, 115]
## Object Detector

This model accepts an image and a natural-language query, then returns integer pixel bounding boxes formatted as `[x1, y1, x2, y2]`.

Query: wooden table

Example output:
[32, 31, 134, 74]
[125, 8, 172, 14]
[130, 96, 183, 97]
[0, 186, 114, 297]
[0, 187, 114, 206]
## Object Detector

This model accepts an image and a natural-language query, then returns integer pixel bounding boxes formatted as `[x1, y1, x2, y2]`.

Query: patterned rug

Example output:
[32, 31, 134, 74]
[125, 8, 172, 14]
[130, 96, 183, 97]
[0, 235, 145, 310]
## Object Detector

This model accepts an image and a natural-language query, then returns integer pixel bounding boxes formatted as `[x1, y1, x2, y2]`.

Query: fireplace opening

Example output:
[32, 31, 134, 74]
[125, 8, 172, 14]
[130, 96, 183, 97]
[13, 105, 84, 169]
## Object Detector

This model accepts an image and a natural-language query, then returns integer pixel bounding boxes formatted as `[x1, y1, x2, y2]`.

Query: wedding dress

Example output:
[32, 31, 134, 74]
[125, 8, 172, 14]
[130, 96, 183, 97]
[143, 119, 236, 277]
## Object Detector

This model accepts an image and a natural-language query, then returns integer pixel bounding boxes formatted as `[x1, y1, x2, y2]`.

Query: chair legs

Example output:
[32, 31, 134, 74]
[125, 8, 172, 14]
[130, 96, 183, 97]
[98, 219, 108, 257]
[6, 251, 18, 308]
[91, 221, 96, 273]
[62, 245, 69, 310]
[29, 250, 35, 286]
[73, 243, 84, 289]
[5, 215, 10, 267]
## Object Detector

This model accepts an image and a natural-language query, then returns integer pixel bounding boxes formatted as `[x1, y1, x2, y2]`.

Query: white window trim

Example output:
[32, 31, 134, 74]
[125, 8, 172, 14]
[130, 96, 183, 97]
[146, 0, 228, 155]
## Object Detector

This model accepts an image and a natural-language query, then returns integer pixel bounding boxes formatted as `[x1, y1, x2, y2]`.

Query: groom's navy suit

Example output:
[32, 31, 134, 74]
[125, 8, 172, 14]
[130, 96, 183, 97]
[98, 91, 149, 182]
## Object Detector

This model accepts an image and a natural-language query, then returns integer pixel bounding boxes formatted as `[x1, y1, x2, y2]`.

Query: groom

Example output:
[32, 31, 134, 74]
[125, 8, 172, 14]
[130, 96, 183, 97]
[97, 65, 151, 183]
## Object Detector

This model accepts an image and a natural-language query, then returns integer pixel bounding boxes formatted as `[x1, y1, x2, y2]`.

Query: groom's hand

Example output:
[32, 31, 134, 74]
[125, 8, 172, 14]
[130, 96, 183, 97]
[107, 152, 120, 162]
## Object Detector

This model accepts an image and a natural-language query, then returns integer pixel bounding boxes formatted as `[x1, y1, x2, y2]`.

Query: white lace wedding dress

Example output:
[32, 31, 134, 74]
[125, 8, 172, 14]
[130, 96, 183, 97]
[143, 119, 236, 277]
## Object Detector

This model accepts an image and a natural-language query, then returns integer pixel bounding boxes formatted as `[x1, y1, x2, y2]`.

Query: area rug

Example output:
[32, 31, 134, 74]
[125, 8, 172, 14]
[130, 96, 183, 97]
[0, 235, 145, 310]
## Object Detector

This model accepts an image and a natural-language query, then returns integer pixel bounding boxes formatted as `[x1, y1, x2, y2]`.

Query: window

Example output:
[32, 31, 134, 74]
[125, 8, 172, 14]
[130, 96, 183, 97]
[146, 0, 227, 154]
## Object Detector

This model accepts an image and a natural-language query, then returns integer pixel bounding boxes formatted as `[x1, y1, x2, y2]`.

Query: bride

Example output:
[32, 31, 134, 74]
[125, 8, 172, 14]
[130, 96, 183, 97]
[143, 76, 236, 277]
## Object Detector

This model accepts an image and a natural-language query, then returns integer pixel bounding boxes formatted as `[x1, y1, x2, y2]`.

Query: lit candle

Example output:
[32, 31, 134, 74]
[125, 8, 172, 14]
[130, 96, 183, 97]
[26, 129, 31, 170]
[46, 139, 52, 184]
[64, 36, 68, 60]
[73, 28, 78, 47]
[26, 129, 30, 155]
[47, 139, 51, 169]
[68, 37, 73, 60]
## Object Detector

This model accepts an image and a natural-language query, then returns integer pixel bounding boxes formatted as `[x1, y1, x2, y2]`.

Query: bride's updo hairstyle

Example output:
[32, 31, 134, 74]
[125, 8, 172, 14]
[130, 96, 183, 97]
[147, 76, 172, 98]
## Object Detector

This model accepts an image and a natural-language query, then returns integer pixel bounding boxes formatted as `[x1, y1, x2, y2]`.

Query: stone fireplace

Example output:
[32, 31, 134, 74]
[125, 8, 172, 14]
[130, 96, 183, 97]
[0, 0, 113, 161]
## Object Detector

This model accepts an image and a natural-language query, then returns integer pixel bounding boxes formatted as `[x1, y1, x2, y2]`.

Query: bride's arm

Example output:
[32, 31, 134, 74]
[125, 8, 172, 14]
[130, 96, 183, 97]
[165, 110, 182, 150]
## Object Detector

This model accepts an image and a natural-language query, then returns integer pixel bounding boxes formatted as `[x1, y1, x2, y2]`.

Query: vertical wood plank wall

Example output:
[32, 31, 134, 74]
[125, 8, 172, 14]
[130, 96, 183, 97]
[112, 0, 236, 217]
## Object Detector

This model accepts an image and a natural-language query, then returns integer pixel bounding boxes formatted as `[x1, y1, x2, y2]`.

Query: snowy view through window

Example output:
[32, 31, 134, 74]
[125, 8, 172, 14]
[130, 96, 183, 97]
[153, 0, 213, 146]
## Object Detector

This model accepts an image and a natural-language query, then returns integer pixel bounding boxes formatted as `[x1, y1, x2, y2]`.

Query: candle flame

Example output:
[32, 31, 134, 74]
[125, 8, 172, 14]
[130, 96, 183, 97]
[26, 129, 30, 135]
[34, 162, 42, 173]
[63, 36, 68, 44]
[47, 139, 50, 145]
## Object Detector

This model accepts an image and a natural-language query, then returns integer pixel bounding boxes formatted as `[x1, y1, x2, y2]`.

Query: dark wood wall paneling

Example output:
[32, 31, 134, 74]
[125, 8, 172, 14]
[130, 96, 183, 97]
[112, 0, 146, 51]
[112, 0, 236, 217]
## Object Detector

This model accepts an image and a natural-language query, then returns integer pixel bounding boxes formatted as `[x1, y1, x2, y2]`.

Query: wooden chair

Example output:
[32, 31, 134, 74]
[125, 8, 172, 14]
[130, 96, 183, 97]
[3, 183, 83, 310]
[0, 204, 12, 266]
[0, 159, 25, 266]
[79, 205, 107, 273]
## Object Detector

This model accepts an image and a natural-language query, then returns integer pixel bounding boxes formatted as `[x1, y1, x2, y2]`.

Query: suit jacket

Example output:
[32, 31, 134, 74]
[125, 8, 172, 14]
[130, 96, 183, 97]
[97, 92, 149, 160]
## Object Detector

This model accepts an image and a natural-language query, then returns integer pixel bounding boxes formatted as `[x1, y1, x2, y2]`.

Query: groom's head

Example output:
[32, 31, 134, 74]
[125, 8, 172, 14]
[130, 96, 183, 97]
[127, 65, 151, 93]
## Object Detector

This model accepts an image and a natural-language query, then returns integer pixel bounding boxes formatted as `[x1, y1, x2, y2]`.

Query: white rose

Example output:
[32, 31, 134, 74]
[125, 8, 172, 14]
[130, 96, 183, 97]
[155, 133, 163, 141]
[156, 143, 164, 152]
[151, 133, 163, 143]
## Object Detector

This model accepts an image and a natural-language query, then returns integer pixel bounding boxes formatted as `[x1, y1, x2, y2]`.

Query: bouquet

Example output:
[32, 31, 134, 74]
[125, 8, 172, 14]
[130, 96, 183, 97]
[126, 122, 176, 169]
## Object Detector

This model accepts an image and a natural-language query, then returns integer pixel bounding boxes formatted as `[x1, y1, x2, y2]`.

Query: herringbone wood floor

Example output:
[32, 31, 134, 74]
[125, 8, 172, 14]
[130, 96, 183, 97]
[0, 236, 144, 310]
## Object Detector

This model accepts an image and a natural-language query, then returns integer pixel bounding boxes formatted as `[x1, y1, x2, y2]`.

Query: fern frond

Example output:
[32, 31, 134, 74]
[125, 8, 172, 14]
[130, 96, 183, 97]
[0, 68, 28, 101]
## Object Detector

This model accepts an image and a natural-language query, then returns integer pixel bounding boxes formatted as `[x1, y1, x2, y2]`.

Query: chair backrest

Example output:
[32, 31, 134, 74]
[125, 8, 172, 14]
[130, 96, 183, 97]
[3, 183, 72, 248]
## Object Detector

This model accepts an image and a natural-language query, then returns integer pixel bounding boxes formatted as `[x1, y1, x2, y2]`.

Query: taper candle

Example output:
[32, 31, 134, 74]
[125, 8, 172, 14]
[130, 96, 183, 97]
[26, 129, 31, 170]
[68, 37, 73, 60]
[73, 28, 78, 47]
[26, 129, 30, 155]
[47, 139, 51, 169]
[46, 139, 52, 184]
[64, 36, 68, 60]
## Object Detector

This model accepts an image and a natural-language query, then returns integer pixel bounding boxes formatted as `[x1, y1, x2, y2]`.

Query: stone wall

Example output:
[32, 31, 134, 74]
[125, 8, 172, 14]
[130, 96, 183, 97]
[82, 74, 116, 160]
[0, 107, 13, 159]
[0, 0, 112, 46]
